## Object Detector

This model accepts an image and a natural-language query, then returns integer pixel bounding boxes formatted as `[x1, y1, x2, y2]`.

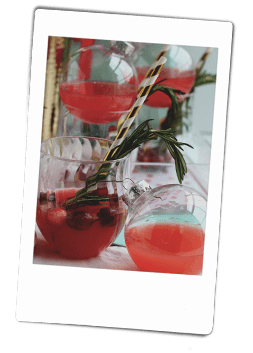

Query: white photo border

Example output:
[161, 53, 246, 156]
[16, 9, 233, 335]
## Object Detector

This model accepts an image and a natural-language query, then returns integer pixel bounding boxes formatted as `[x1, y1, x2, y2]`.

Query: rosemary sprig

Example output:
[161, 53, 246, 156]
[147, 85, 184, 116]
[65, 119, 193, 209]
[154, 129, 192, 183]
[193, 70, 216, 88]
[114, 119, 193, 183]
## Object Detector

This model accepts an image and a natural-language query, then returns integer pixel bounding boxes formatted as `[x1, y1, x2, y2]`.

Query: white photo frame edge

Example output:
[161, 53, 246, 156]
[16, 9, 233, 335]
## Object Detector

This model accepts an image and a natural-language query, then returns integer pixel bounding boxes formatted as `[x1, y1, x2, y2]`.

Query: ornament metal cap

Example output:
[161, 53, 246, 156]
[123, 180, 152, 207]
[110, 41, 135, 57]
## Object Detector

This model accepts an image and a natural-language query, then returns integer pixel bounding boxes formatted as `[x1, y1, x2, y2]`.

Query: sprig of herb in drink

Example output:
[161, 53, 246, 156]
[65, 119, 193, 209]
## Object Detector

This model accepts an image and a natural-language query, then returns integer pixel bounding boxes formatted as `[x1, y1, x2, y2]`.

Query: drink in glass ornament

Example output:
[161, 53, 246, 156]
[136, 67, 195, 108]
[59, 81, 137, 123]
[59, 43, 138, 124]
[125, 213, 205, 275]
[124, 183, 207, 275]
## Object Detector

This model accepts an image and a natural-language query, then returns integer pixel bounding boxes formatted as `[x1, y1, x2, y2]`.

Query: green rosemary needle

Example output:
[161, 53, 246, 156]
[65, 119, 193, 209]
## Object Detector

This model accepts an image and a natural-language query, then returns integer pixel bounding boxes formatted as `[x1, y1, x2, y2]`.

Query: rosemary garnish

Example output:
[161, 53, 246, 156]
[146, 84, 184, 117]
[65, 119, 193, 209]
[194, 71, 216, 88]
[112, 119, 193, 183]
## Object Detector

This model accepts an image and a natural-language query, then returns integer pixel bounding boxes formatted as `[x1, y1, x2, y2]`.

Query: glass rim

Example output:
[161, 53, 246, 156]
[40, 136, 130, 164]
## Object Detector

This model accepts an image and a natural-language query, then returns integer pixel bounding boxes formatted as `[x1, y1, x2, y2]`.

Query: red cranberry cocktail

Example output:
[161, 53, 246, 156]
[35, 136, 130, 259]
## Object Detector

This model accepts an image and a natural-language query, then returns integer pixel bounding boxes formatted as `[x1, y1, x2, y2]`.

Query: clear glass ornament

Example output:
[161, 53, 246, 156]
[132, 43, 195, 109]
[124, 181, 207, 275]
[59, 41, 138, 125]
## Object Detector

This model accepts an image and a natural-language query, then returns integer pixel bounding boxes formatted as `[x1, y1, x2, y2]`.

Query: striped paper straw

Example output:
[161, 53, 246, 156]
[104, 45, 169, 161]
[138, 44, 170, 91]
[195, 47, 213, 77]
[117, 44, 171, 130]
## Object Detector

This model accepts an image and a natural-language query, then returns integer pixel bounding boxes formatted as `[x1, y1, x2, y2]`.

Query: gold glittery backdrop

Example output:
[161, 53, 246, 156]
[42, 36, 66, 141]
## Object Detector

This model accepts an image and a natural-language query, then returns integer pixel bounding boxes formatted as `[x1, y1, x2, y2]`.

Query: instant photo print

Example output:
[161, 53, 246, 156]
[16, 9, 232, 334]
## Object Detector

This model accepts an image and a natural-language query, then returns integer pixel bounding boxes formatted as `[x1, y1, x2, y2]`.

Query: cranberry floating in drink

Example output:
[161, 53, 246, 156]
[124, 182, 207, 275]
[35, 136, 131, 259]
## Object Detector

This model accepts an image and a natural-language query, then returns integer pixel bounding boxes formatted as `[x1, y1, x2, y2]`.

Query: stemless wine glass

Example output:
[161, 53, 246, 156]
[35, 136, 131, 259]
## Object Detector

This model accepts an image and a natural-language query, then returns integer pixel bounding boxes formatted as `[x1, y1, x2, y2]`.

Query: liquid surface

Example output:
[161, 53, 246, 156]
[59, 81, 137, 123]
[136, 67, 195, 108]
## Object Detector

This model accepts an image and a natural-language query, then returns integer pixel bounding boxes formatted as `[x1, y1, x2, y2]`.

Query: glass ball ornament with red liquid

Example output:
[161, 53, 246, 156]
[123, 181, 207, 275]
[132, 43, 196, 108]
[59, 41, 139, 125]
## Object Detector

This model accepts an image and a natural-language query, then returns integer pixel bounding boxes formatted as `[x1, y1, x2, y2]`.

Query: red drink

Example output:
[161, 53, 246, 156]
[125, 222, 205, 275]
[136, 67, 195, 108]
[59, 81, 137, 124]
[36, 188, 127, 259]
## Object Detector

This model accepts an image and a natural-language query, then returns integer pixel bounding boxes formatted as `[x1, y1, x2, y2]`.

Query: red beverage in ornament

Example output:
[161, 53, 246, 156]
[125, 222, 205, 275]
[59, 81, 137, 124]
[136, 67, 195, 108]
[36, 188, 127, 259]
